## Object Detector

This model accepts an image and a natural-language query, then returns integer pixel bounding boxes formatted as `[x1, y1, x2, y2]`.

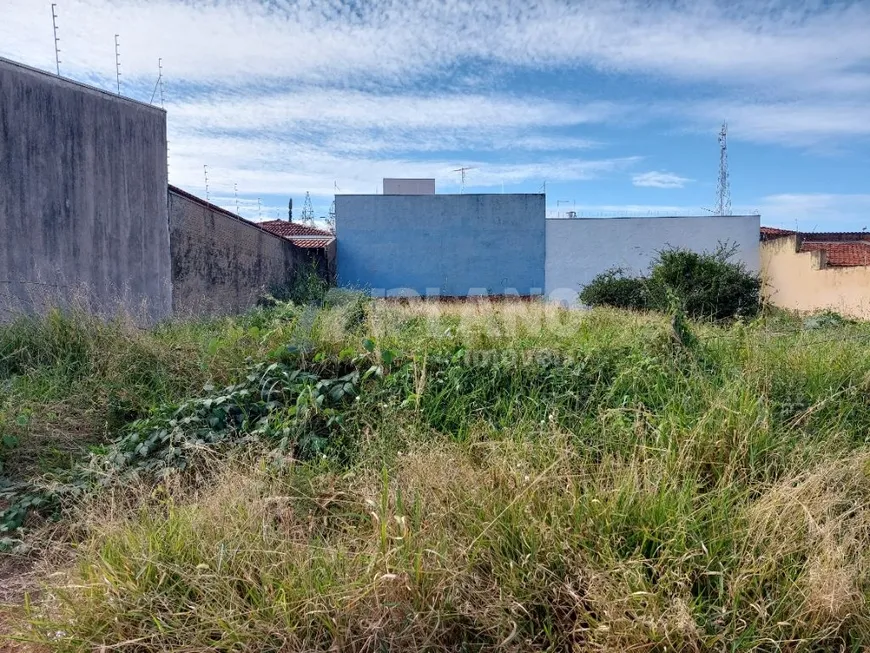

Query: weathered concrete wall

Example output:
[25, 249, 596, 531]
[169, 187, 314, 314]
[336, 194, 546, 296]
[545, 215, 761, 305]
[762, 235, 870, 319]
[0, 57, 170, 323]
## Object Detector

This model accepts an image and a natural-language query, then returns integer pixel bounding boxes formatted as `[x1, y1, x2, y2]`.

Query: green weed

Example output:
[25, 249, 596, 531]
[4, 300, 870, 651]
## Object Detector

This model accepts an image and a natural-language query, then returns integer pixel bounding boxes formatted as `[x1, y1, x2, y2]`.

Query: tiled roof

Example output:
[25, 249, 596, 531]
[799, 241, 870, 267]
[760, 226, 796, 240]
[292, 238, 334, 248]
[760, 225, 870, 267]
[258, 220, 332, 238]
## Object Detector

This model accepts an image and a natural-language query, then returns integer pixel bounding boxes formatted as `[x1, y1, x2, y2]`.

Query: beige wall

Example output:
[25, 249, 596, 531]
[762, 235, 870, 319]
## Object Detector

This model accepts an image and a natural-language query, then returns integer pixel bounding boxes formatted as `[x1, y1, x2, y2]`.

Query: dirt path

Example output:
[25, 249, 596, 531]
[0, 555, 43, 652]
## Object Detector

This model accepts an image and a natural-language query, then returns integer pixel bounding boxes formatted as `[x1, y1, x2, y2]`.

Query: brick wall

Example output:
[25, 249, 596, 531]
[169, 187, 318, 315]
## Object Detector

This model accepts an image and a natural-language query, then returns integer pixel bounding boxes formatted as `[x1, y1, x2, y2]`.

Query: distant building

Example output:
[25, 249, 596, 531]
[258, 220, 335, 248]
[335, 186, 761, 303]
[761, 227, 870, 318]
[336, 193, 545, 297]
[546, 215, 761, 306]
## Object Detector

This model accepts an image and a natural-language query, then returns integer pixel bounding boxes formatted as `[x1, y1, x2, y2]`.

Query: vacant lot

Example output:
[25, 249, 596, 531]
[2, 299, 869, 651]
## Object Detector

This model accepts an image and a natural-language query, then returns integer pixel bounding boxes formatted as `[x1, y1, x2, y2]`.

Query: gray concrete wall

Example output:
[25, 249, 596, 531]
[545, 215, 761, 306]
[336, 194, 546, 296]
[169, 187, 316, 315]
[0, 57, 171, 323]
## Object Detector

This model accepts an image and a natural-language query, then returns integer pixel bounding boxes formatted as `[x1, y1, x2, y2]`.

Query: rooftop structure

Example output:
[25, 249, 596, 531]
[382, 178, 436, 195]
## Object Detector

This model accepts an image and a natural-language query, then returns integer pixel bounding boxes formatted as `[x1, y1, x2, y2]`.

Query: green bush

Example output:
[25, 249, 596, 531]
[579, 245, 761, 320]
[577, 268, 649, 310]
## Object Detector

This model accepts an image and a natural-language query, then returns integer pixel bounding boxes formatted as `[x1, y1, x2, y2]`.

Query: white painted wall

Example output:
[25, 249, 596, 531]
[545, 215, 761, 306]
[382, 178, 436, 195]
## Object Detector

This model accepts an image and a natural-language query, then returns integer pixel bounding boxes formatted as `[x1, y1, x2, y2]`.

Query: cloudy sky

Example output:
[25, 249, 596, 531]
[3, 0, 870, 229]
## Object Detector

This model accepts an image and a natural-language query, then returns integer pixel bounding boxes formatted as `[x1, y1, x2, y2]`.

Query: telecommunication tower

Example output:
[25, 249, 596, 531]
[715, 122, 732, 216]
[301, 192, 315, 226]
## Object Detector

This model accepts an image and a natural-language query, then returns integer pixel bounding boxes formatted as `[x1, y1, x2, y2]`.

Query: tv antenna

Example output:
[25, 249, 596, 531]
[257, 197, 262, 219]
[114, 34, 121, 95]
[453, 166, 476, 194]
[715, 122, 732, 216]
[50, 4, 61, 75]
[540, 181, 547, 194]
[203, 165, 210, 201]
[234, 183, 239, 215]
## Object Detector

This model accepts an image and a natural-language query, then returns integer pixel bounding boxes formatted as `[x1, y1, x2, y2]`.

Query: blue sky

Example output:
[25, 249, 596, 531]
[3, 0, 870, 230]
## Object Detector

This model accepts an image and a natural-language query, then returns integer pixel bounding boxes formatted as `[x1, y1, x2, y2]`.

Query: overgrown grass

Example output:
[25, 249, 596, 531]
[3, 299, 870, 651]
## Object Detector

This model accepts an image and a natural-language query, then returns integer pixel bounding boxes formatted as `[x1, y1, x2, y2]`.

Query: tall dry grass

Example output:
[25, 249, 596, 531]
[3, 299, 870, 650]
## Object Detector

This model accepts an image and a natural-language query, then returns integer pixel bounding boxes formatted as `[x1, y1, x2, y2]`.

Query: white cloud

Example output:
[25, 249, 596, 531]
[632, 171, 692, 189]
[3, 0, 867, 95]
[169, 132, 640, 196]
[167, 89, 617, 134]
[756, 194, 870, 231]
[2, 0, 868, 207]
[675, 100, 870, 147]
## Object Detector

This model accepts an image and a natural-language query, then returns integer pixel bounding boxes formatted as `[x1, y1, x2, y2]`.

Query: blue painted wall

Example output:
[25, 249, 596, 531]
[336, 194, 545, 296]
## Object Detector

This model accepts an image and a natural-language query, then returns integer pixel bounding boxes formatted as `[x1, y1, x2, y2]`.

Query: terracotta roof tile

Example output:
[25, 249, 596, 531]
[799, 241, 870, 267]
[291, 238, 334, 248]
[258, 220, 332, 238]
[760, 226, 796, 238]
